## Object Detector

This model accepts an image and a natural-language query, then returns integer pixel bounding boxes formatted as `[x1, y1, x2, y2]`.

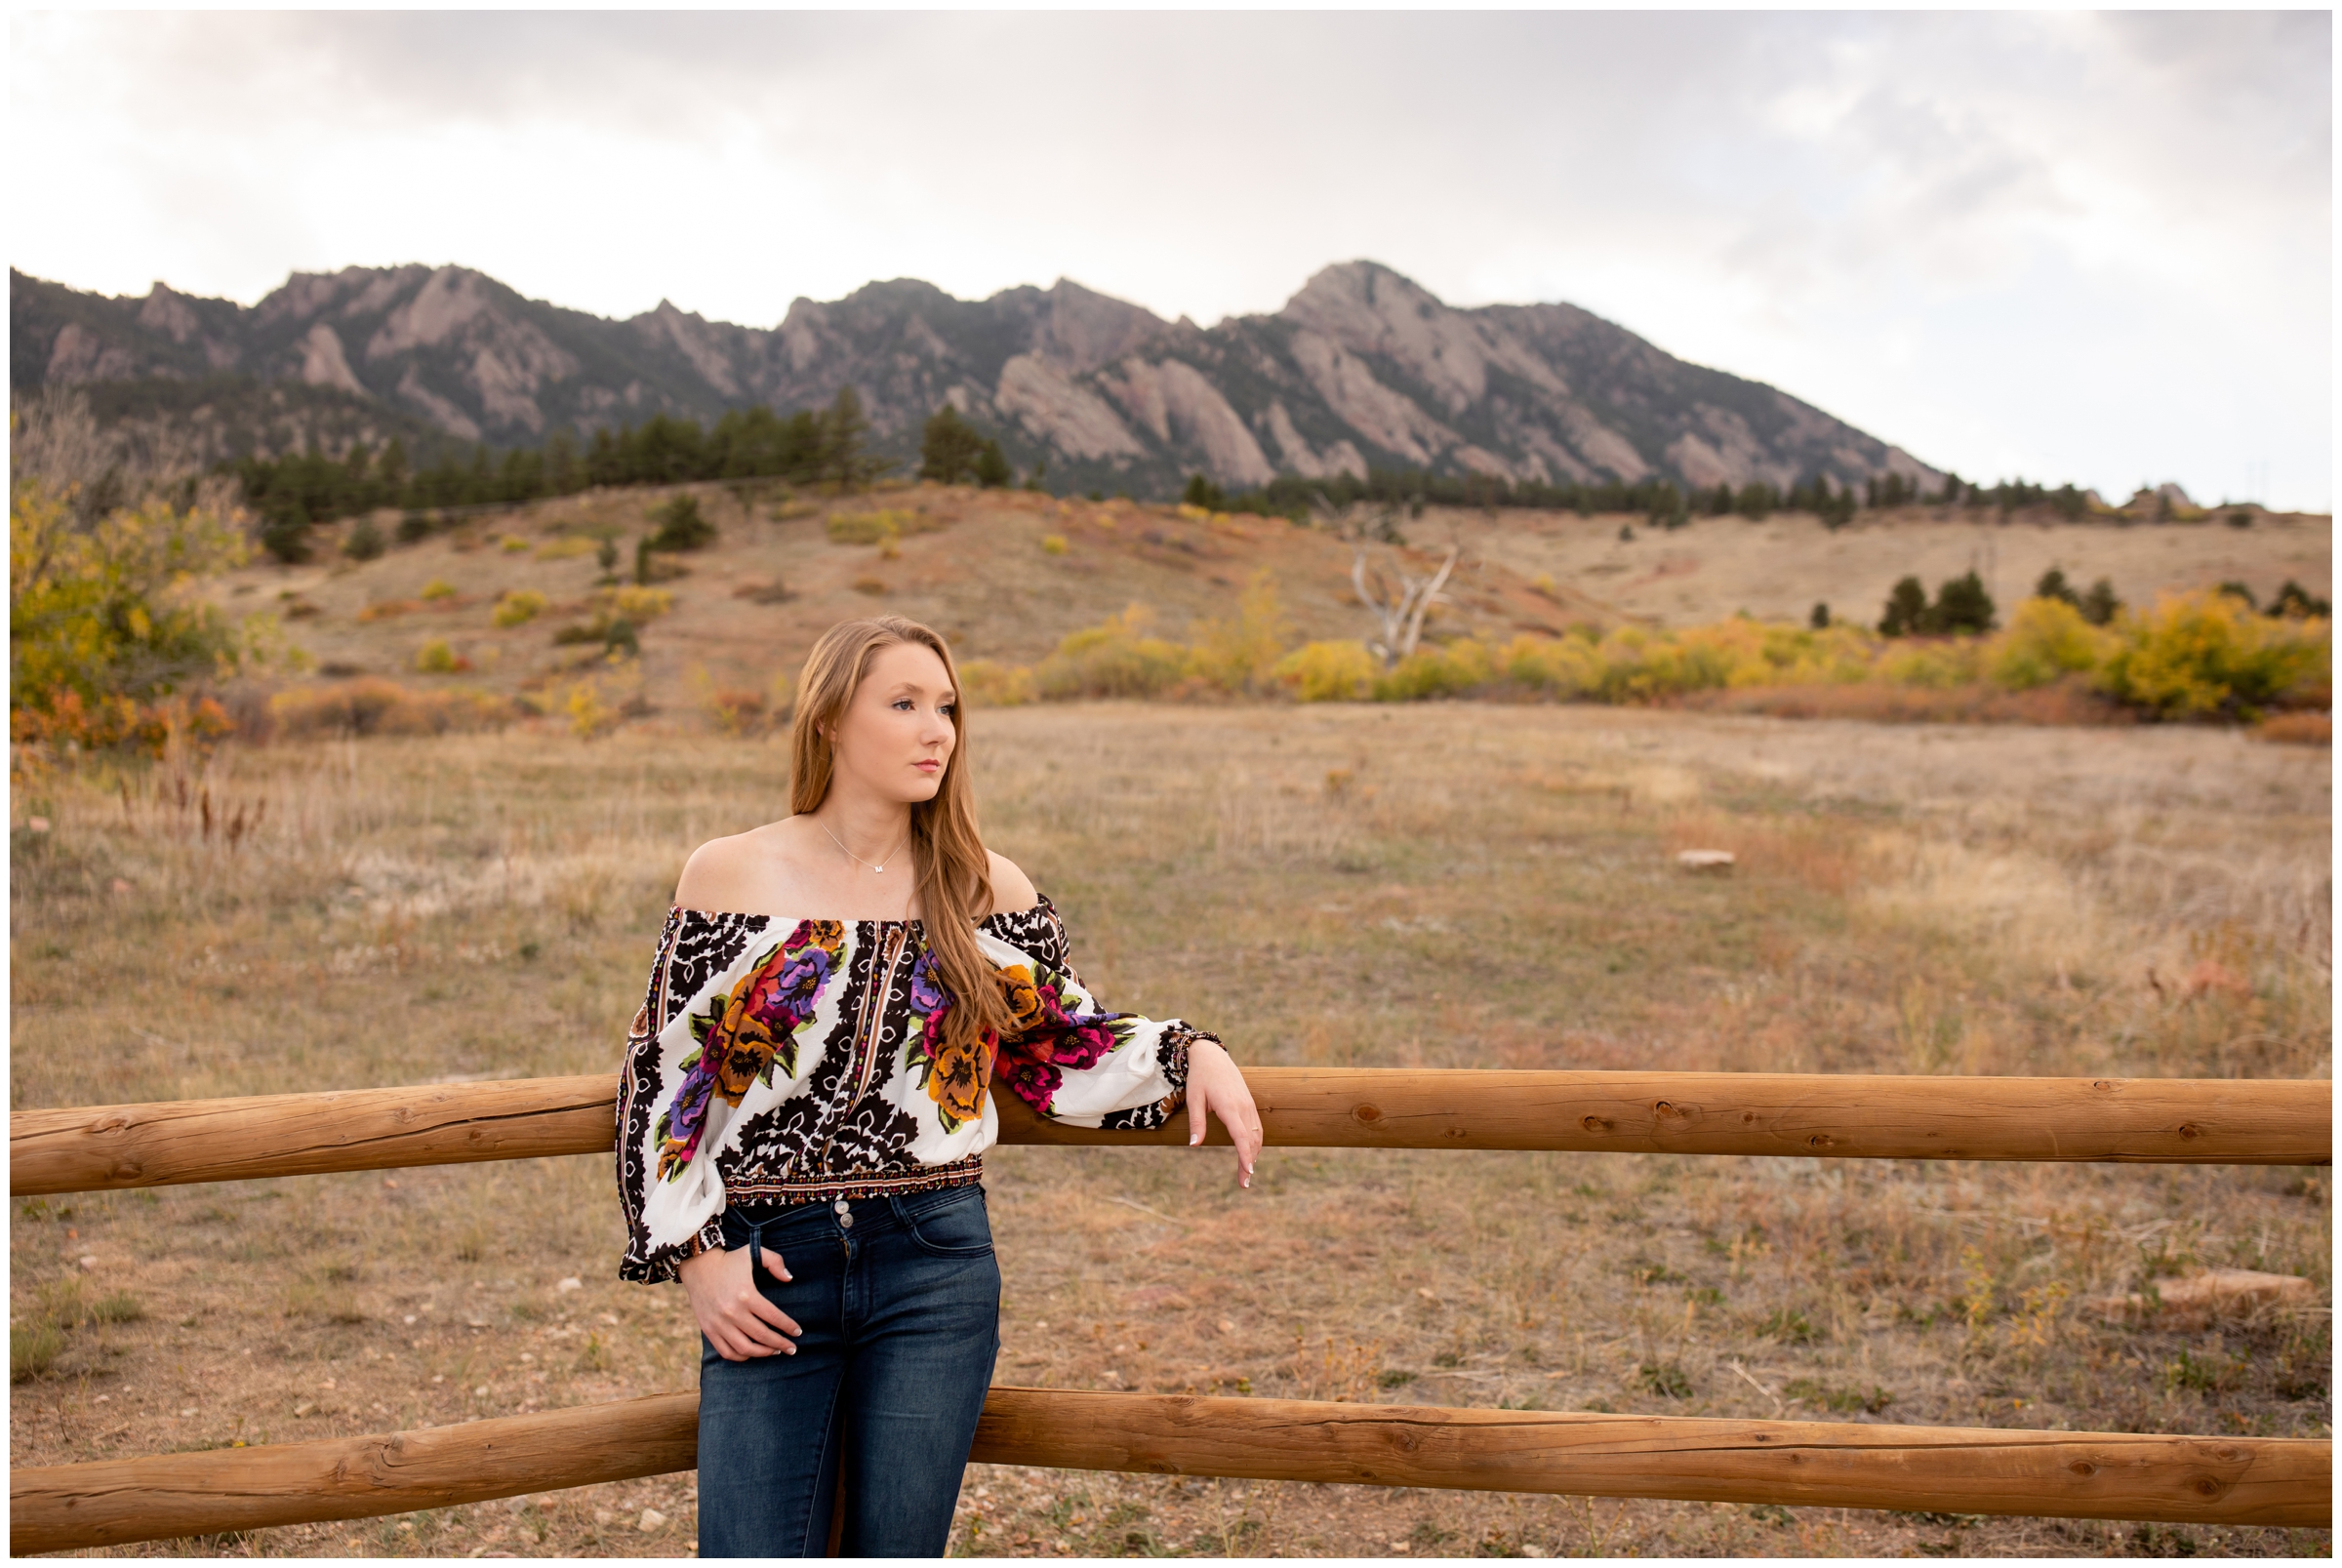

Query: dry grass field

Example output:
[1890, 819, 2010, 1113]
[9, 704, 2331, 1558]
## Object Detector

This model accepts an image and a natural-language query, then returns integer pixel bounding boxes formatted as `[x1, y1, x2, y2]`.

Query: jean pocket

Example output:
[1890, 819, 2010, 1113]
[899, 1186, 993, 1258]
[719, 1205, 824, 1263]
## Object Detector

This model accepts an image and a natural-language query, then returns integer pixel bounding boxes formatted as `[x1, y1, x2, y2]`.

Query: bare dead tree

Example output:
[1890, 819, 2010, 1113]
[1351, 541, 1459, 667]
[11, 387, 225, 529]
[1306, 497, 1460, 668]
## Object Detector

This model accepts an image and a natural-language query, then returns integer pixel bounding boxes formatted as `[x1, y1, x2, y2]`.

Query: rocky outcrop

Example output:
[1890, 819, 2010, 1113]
[994, 353, 1147, 461]
[298, 324, 365, 396]
[11, 260, 1937, 498]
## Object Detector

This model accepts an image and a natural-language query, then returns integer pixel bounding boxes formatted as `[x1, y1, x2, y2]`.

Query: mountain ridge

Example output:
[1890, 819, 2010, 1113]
[12, 261, 1940, 499]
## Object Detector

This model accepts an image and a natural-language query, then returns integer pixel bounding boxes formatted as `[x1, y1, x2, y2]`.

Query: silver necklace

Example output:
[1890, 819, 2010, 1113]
[813, 816, 909, 874]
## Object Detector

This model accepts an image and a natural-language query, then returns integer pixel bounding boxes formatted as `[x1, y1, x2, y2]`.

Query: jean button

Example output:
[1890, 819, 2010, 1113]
[833, 1196, 854, 1229]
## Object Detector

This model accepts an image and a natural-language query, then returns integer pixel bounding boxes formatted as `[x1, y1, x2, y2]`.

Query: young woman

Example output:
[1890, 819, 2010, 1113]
[617, 615, 1264, 1558]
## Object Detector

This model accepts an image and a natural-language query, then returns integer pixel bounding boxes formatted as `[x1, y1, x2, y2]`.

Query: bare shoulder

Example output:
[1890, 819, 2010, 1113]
[674, 822, 800, 914]
[985, 850, 1041, 916]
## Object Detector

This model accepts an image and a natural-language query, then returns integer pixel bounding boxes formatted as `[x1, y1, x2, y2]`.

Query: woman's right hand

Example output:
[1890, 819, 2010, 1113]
[678, 1244, 801, 1361]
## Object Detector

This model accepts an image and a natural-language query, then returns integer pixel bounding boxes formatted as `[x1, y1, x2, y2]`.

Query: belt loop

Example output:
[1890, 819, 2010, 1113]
[886, 1192, 909, 1230]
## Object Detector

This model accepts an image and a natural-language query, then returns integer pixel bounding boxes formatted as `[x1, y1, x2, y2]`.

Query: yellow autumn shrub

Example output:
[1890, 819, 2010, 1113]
[1273, 640, 1376, 702]
[1988, 597, 2110, 691]
[491, 589, 547, 628]
[2098, 589, 2330, 717]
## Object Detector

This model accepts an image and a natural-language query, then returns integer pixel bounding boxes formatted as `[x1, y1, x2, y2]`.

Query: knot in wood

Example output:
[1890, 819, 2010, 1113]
[1442, 1128, 1467, 1141]
[1352, 1104, 1383, 1125]
[2177, 1123, 2202, 1140]
[2190, 1475, 2222, 1497]
[1580, 1115, 1611, 1133]
[2067, 1460, 2096, 1476]
[1805, 1134, 1835, 1150]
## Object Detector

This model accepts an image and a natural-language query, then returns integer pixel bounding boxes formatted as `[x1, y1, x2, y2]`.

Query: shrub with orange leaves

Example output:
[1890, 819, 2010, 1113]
[11, 476, 280, 755]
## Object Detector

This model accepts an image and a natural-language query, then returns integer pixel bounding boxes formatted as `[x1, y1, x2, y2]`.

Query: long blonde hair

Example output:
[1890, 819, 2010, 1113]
[789, 616, 1009, 1059]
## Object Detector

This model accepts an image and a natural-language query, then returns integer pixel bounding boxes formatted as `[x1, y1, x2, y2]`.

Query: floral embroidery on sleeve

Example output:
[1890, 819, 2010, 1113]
[655, 919, 845, 1180]
[908, 945, 997, 1133]
[992, 957, 1141, 1118]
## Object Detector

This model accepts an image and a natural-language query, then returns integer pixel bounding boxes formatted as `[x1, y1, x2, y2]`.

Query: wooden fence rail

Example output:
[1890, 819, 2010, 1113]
[11, 1387, 2328, 1553]
[10, 1068, 2329, 1196]
[11, 1068, 2329, 1553]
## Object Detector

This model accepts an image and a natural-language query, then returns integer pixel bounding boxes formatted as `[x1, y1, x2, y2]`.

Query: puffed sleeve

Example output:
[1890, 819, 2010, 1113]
[978, 895, 1212, 1131]
[617, 910, 729, 1281]
[617, 909, 844, 1282]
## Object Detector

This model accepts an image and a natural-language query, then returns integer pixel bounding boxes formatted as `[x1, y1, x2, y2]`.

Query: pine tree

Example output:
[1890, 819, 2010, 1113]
[2034, 568, 2080, 607]
[779, 411, 826, 484]
[822, 386, 874, 489]
[587, 428, 623, 488]
[379, 437, 409, 498]
[545, 430, 581, 495]
[973, 440, 1012, 490]
[917, 406, 987, 485]
[1878, 577, 1928, 636]
[1184, 473, 1227, 510]
[647, 494, 716, 552]
[259, 516, 312, 565]
[2270, 580, 2331, 619]
[2080, 579, 2122, 626]
[1929, 571, 1997, 634]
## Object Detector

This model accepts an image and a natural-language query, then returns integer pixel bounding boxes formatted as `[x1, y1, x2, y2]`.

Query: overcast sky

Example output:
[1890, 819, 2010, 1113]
[11, 10, 2332, 510]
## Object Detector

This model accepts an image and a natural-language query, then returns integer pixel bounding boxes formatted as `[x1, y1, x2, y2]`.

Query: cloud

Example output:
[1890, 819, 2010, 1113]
[7, 10, 2329, 507]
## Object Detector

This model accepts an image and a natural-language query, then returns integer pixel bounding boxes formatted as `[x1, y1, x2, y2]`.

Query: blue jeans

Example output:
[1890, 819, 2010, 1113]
[696, 1184, 1001, 1557]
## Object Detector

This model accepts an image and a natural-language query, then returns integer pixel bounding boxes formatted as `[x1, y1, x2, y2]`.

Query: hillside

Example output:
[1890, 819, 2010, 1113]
[16, 261, 1940, 501]
[220, 483, 2327, 713]
[1462, 506, 2333, 629]
[225, 484, 1621, 708]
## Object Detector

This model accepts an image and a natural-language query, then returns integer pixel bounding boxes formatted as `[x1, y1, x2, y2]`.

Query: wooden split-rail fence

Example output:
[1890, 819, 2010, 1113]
[9, 1068, 2333, 1553]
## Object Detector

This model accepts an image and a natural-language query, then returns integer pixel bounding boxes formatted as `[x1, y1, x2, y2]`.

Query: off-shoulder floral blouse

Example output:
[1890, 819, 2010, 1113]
[617, 894, 1212, 1283]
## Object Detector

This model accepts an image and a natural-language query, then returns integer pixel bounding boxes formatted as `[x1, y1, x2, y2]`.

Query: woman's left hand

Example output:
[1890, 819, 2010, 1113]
[1186, 1039, 1264, 1187]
